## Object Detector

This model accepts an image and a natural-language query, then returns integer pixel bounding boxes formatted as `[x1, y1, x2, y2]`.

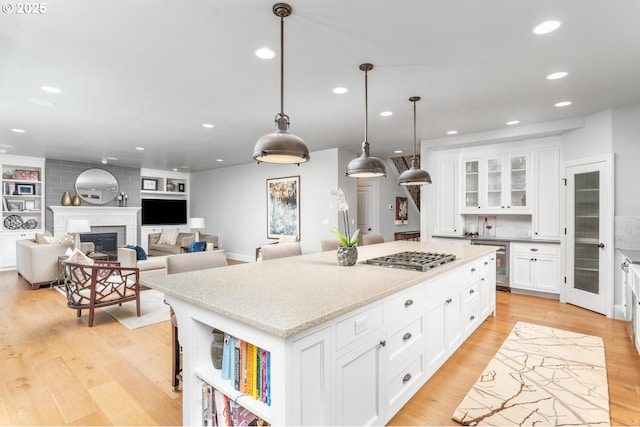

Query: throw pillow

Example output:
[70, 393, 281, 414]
[65, 248, 95, 265]
[35, 230, 53, 244]
[43, 234, 74, 245]
[127, 244, 148, 260]
[188, 241, 207, 252]
[157, 229, 180, 245]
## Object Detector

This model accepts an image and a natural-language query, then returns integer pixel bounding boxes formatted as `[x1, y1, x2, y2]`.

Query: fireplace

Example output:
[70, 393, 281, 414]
[80, 232, 118, 260]
[49, 206, 140, 246]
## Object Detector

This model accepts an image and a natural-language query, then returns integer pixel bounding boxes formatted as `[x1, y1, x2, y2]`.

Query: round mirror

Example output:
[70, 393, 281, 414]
[74, 168, 120, 205]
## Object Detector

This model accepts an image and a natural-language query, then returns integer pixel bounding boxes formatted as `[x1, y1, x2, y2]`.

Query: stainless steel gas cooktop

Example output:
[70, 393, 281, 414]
[365, 251, 457, 272]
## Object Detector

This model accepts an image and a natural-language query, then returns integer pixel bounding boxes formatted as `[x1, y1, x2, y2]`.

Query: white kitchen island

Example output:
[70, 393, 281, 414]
[142, 241, 497, 426]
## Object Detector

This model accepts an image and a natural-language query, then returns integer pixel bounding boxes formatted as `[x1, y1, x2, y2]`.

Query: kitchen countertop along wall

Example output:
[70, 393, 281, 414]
[432, 235, 561, 244]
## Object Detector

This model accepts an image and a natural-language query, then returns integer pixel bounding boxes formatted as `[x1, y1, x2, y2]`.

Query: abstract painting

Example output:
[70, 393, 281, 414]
[266, 176, 300, 239]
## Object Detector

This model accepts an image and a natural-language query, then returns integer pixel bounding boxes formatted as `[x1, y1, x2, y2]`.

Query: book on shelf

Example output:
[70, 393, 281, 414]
[214, 389, 230, 426]
[202, 383, 217, 426]
[246, 343, 256, 398]
[221, 334, 233, 381]
[227, 398, 270, 426]
[233, 338, 241, 391]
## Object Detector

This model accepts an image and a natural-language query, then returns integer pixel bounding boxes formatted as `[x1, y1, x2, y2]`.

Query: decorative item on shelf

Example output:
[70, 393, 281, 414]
[166, 180, 176, 192]
[178, 183, 185, 192]
[2, 171, 13, 179]
[210, 328, 224, 370]
[61, 191, 72, 206]
[23, 218, 38, 229]
[72, 194, 81, 206]
[331, 188, 359, 266]
[117, 192, 128, 207]
[3, 214, 23, 230]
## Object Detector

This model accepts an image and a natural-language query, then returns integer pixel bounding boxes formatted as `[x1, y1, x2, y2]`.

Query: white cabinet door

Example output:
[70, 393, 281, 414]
[426, 289, 461, 374]
[485, 157, 504, 209]
[533, 149, 561, 239]
[480, 256, 496, 318]
[462, 159, 481, 211]
[511, 254, 534, 289]
[436, 159, 460, 234]
[506, 153, 530, 211]
[532, 256, 559, 292]
[1, 231, 35, 268]
[335, 336, 384, 426]
[292, 327, 331, 426]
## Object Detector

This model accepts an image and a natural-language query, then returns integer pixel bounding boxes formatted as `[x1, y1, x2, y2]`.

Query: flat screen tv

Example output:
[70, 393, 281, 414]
[141, 198, 187, 225]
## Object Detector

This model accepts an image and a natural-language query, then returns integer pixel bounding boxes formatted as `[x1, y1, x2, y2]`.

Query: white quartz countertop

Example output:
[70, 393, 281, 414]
[142, 241, 497, 338]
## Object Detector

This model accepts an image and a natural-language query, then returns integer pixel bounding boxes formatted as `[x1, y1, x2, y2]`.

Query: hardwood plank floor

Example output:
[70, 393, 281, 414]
[1, 270, 638, 425]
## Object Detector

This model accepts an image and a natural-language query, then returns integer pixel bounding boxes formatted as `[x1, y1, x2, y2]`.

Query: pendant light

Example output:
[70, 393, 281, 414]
[345, 63, 386, 178]
[253, 3, 310, 165]
[398, 96, 432, 185]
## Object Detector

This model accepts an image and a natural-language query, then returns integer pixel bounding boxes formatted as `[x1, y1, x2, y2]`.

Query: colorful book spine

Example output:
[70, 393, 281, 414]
[246, 343, 256, 397]
[221, 334, 232, 381]
[266, 351, 271, 406]
[256, 346, 262, 401]
[261, 349, 268, 404]
[233, 338, 241, 391]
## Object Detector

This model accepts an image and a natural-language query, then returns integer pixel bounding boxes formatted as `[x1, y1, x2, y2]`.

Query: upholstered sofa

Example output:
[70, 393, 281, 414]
[147, 232, 218, 257]
[118, 243, 218, 279]
[16, 239, 94, 290]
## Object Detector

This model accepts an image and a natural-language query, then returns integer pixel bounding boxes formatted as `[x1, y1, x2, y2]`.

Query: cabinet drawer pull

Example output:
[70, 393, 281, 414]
[470, 315, 475, 321]
[402, 332, 412, 342]
[470, 267, 476, 273]
[404, 299, 414, 308]
[469, 289, 475, 295]
[484, 261, 488, 266]
[402, 373, 412, 384]
[530, 248, 539, 252]
[445, 298, 452, 304]
[379, 340, 386, 348]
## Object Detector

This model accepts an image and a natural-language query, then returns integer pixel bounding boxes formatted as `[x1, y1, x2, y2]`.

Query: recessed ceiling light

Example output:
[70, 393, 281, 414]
[332, 87, 348, 94]
[506, 120, 520, 125]
[555, 101, 572, 107]
[380, 111, 393, 117]
[216, 159, 224, 162]
[533, 20, 561, 35]
[546, 71, 568, 80]
[0, 149, 6, 154]
[11, 128, 26, 133]
[28, 97, 55, 107]
[394, 150, 403, 154]
[173, 168, 178, 172]
[446, 130, 458, 135]
[135, 147, 145, 151]
[40, 85, 61, 94]
[101, 159, 108, 164]
[202, 123, 215, 128]
[255, 48, 275, 59]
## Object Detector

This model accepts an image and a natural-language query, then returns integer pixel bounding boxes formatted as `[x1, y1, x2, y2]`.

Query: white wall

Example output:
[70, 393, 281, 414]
[190, 148, 355, 261]
[561, 110, 613, 162]
[374, 162, 421, 242]
[612, 103, 640, 215]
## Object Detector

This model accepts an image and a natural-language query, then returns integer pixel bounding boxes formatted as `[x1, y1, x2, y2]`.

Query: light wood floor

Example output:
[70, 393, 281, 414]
[1, 270, 639, 426]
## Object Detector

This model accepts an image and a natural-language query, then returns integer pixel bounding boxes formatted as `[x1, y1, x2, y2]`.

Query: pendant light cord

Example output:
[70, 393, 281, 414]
[364, 68, 368, 143]
[280, 14, 285, 117]
[412, 99, 417, 159]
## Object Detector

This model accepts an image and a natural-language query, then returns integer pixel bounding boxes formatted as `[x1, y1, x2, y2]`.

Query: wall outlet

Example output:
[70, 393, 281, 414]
[354, 316, 368, 334]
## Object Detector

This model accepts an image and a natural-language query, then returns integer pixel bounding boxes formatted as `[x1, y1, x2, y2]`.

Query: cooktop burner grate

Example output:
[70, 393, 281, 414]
[365, 251, 457, 272]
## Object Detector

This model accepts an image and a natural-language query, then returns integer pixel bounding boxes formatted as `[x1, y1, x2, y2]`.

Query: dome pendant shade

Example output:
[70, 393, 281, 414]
[346, 142, 387, 177]
[399, 157, 432, 185]
[346, 63, 386, 178]
[253, 114, 309, 164]
[253, 3, 310, 165]
[398, 96, 431, 185]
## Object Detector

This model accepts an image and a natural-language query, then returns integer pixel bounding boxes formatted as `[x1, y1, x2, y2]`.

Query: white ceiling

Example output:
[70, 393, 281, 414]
[2, 0, 640, 172]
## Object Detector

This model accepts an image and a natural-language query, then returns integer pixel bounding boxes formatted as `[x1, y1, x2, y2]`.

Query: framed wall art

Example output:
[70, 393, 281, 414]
[8, 200, 24, 211]
[395, 196, 408, 225]
[266, 175, 300, 239]
[141, 178, 158, 191]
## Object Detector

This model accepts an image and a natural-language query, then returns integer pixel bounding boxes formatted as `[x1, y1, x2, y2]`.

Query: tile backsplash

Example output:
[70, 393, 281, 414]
[464, 215, 532, 238]
[615, 215, 640, 249]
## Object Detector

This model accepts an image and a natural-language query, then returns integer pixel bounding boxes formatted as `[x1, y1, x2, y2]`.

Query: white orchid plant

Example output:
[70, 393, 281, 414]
[331, 189, 359, 247]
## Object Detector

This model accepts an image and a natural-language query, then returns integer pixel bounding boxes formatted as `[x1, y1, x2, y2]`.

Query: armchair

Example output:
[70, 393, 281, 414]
[62, 260, 141, 327]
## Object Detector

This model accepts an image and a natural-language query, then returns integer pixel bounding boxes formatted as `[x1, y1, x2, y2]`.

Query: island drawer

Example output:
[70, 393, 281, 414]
[386, 317, 424, 379]
[427, 261, 479, 300]
[386, 353, 425, 409]
[384, 284, 425, 329]
[336, 303, 384, 351]
[462, 280, 480, 308]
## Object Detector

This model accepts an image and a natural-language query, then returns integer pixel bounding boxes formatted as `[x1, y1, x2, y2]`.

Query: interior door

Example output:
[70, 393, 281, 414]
[565, 160, 611, 314]
[357, 181, 378, 236]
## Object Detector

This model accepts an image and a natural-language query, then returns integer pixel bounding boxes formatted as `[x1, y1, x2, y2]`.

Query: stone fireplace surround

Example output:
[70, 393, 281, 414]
[49, 206, 140, 246]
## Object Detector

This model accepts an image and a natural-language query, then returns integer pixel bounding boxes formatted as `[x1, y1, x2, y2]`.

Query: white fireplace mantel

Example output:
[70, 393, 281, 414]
[49, 206, 140, 246]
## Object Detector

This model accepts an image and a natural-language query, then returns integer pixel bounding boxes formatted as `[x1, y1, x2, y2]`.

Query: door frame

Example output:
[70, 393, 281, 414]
[561, 153, 614, 317]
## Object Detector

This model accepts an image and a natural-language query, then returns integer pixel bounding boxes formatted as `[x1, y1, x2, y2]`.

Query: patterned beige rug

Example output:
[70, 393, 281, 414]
[452, 321, 609, 426]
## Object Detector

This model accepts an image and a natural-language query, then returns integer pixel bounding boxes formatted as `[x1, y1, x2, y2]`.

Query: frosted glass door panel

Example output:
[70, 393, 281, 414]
[574, 171, 600, 294]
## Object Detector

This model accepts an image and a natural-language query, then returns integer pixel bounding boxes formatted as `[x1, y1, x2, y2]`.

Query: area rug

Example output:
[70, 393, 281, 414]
[55, 286, 170, 329]
[451, 321, 609, 426]
[101, 289, 170, 329]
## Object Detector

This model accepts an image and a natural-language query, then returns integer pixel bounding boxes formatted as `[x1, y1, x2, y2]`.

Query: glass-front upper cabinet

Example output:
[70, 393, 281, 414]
[461, 153, 530, 214]
[507, 154, 529, 211]
[464, 160, 480, 209]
